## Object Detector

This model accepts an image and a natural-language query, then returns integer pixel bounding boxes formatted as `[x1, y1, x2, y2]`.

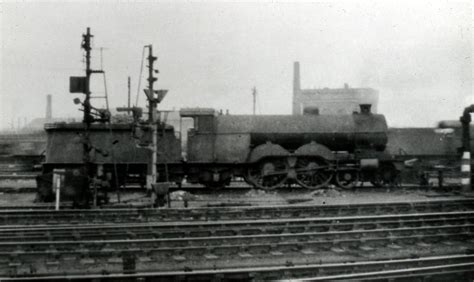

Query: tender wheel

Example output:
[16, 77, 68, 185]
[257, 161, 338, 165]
[295, 157, 332, 189]
[371, 163, 399, 188]
[247, 158, 288, 190]
[335, 169, 359, 189]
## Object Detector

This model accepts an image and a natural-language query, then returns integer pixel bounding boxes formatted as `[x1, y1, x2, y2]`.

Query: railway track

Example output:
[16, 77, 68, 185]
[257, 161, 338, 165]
[0, 211, 472, 241]
[1, 254, 473, 281]
[1, 227, 473, 278]
[0, 216, 472, 258]
[0, 200, 471, 279]
[0, 199, 473, 225]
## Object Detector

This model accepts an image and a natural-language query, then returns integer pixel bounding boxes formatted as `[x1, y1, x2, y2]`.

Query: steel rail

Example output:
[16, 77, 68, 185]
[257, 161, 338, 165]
[1, 254, 473, 280]
[339, 269, 472, 281]
[297, 262, 474, 281]
[0, 210, 472, 230]
[0, 199, 472, 225]
[0, 215, 471, 242]
[2, 198, 472, 212]
[1, 198, 472, 213]
[1, 224, 471, 254]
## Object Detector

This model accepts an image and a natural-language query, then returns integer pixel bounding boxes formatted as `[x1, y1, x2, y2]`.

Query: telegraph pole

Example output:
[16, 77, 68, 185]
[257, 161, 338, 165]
[147, 46, 158, 122]
[80, 27, 105, 126]
[81, 27, 93, 207]
[146, 45, 158, 194]
[83, 28, 93, 127]
[68, 27, 111, 207]
[79, 27, 106, 207]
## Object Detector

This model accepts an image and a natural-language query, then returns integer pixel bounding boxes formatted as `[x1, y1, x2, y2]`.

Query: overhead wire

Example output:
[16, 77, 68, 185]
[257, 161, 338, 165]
[135, 46, 147, 107]
[98, 49, 121, 203]
[257, 89, 262, 115]
[102, 72, 110, 111]
[126, 46, 148, 190]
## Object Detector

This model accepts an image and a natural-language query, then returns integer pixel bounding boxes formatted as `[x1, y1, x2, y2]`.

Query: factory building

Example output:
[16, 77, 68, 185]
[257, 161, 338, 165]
[292, 62, 379, 115]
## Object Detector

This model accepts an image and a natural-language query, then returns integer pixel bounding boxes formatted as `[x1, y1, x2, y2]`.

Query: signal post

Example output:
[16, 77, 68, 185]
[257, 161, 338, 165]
[144, 45, 168, 195]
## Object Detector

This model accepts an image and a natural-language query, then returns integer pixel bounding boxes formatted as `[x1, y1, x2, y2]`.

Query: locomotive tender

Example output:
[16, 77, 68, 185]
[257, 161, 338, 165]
[37, 122, 182, 202]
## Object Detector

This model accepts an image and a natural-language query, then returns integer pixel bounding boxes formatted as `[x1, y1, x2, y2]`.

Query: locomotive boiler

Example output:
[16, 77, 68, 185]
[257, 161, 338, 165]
[181, 104, 399, 190]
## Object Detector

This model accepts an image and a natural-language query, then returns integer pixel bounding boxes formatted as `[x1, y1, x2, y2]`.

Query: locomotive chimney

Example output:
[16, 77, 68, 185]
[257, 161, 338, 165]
[360, 104, 372, 114]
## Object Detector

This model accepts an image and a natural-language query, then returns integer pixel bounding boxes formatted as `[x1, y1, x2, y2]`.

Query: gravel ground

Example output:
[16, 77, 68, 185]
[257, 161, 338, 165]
[0, 184, 471, 208]
[172, 187, 471, 208]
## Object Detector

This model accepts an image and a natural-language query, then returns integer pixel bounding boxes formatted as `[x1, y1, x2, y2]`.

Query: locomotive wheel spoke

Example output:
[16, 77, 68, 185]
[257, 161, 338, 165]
[295, 165, 330, 173]
[247, 158, 288, 190]
[335, 170, 359, 189]
[295, 157, 332, 189]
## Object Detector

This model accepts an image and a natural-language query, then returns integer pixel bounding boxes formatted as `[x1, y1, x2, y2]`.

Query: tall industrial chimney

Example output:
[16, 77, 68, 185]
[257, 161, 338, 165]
[46, 94, 52, 120]
[293, 62, 300, 94]
[293, 62, 301, 115]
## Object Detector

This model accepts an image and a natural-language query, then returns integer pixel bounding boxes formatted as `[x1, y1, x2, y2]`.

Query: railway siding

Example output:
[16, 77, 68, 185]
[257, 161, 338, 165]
[0, 198, 473, 225]
[0, 200, 473, 279]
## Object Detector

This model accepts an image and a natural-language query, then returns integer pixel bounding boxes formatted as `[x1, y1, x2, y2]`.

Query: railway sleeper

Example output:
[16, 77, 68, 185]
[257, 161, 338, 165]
[0, 219, 455, 242]
[2, 249, 474, 277]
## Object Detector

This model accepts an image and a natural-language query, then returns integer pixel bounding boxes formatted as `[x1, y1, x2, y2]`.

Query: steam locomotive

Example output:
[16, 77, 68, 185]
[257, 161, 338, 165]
[36, 103, 401, 203]
[181, 104, 398, 190]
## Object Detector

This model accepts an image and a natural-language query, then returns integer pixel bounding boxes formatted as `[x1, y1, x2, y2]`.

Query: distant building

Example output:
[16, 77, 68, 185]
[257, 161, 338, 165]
[292, 62, 379, 115]
[27, 117, 77, 130]
[16, 94, 76, 131]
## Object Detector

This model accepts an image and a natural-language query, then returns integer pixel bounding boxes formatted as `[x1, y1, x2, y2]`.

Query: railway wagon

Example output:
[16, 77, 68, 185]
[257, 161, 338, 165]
[36, 122, 182, 203]
[181, 104, 399, 190]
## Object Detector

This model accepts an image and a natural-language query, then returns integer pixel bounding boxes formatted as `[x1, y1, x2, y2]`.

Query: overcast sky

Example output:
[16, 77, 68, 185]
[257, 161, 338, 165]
[1, 0, 472, 129]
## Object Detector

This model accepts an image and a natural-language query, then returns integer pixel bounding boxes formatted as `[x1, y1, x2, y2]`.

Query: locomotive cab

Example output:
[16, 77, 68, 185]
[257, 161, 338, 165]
[179, 108, 217, 163]
[180, 108, 216, 129]
[180, 108, 234, 187]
